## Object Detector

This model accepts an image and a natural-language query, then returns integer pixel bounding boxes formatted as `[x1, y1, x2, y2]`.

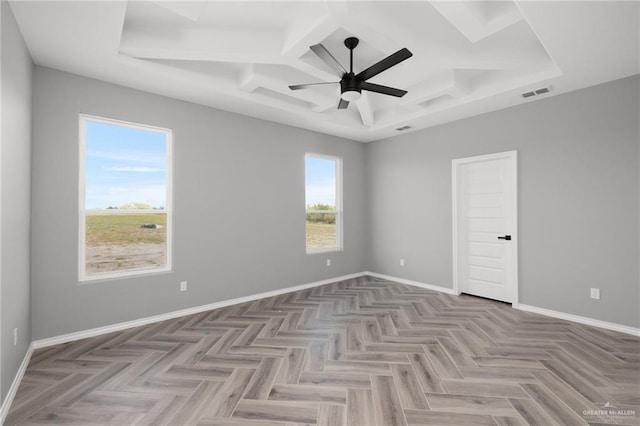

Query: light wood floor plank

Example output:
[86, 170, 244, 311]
[519, 383, 589, 425]
[317, 404, 345, 426]
[346, 389, 374, 426]
[390, 363, 429, 409]
[425, 392, 517, 417]
[371, 375, 407, 426]
[6, 374, 91, 424]
[442, 379, 529, 399]
[242, 357, 282, 400]
[205, 368, 255, 418]
[508, 397, 559, 426]
[232, 400, 318, 424]
[136, 395, 186, 426]
[493, 415, 527, 426]
[404, 409, 497, 426]
[268, 384, 346, 404]
[169, 380, 224, 425]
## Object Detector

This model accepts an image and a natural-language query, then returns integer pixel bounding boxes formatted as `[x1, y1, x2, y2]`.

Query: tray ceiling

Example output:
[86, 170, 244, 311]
[9, 1, 640, 142]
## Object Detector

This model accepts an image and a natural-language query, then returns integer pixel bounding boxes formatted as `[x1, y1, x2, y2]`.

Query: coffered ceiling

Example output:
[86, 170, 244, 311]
[9, 1, 640, 142]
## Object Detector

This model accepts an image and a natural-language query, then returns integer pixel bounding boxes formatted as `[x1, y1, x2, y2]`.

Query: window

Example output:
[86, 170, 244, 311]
[305, 154, 342, 253]
[79, 115, 172, 281]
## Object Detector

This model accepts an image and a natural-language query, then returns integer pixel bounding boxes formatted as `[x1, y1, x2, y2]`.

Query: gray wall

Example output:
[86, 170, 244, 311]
[31, 67, 367, 340]
[367, 75, 640, 328]
[26, 57, 640, 340]
[1, 1, 32, 399]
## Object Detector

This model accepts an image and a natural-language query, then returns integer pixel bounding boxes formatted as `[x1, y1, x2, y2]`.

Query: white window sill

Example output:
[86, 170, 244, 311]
[306, 248, 343, 255]
[79, 267, 172, 284]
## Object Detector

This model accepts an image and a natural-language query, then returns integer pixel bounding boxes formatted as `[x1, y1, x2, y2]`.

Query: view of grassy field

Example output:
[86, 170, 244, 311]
[85, 213, 336, 275]
[85, 213, 167, 275]
[85, 213, 166, 246]
[306, 222, 337, 251]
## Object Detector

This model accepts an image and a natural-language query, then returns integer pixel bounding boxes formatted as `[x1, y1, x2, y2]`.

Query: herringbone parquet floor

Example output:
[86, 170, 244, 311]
[6, 276, 640, 425]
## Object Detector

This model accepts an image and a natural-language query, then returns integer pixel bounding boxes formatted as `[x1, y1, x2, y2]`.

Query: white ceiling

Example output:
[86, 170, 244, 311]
[9, 1, 640, 142]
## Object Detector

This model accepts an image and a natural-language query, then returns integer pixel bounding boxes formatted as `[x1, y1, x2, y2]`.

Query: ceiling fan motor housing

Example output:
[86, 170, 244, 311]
[340, 73, 361, 95]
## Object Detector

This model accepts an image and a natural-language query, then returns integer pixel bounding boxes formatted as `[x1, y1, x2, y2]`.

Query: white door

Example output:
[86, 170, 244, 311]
[453, 151, 517, 303]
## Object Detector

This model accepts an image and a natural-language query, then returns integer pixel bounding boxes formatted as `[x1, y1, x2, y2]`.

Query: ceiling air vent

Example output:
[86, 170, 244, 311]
[396, 125, 412, 131]
[521, 86, 552, 99]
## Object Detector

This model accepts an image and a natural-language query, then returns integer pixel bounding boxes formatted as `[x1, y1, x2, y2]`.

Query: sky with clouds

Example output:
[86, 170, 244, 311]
[84, 120, 168, 209]
[84, 120, 336, 210]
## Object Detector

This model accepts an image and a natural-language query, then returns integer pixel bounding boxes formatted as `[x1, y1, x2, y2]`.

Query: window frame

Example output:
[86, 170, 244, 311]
[305, 153, 343, 254]
[78, 114, 173, 282]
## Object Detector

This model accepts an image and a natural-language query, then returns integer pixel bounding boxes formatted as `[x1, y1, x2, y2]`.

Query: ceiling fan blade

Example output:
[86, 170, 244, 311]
[310, 44, 347, 76]
[361, 82, 408, 97]
[356, 48, 413, 82]
[337, 98, 349, 109]
[289, 82, 338, 90]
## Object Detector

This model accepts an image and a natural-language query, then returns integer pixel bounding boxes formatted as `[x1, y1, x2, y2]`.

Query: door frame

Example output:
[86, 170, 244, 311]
[452, 150, 519, 306]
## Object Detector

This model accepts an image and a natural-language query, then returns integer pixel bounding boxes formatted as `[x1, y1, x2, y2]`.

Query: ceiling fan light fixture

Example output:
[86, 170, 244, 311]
[341, 90, 361, 102]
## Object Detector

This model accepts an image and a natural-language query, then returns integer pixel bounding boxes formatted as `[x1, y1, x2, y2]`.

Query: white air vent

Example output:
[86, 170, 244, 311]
[521, 86, 552, 99]
[396, 125, 412, 131]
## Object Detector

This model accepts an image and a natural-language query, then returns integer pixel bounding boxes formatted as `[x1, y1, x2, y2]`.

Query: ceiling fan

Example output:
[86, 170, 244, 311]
[289, 37, 413, 109]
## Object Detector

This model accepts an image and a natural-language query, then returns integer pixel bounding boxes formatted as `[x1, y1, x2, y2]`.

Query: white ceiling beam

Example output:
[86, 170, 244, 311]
[337, 3, 544, 72]
[356, 92, 375, 127]
[281, 13, 334, 59]
[311, 102, 337, 114]
[400, 70, 470, 105]
[239, 65, 336, 112]
[238, 65, 259, 92]
[406, 40, 555, 71]
[120, 28, 283, 63]
[333, 17, 404, 59]
[279, 12, 343, 83]
[152, 1, 206, 22]
[429, 1, 523, 43]
[286, 61, 340, 86]
[282, 0, 404, 83]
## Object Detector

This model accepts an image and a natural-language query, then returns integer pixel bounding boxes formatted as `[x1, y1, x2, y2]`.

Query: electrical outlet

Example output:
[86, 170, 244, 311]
[326, 259, 331, 267]
[180, 281, 188, 292]
[13, 328, 18, 346]
[400, 259, 405, 266]
[590, 288, 600, 300]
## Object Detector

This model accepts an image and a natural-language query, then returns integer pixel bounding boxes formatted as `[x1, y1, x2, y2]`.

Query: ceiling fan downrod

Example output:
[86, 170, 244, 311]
[344, 37, 359, 74]
[341, 37, 361, 101]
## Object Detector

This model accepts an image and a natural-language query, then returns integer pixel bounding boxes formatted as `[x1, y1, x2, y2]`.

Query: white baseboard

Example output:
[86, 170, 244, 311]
[365, 271, 640, 337]
[365, 271, 458, 295]
[0, 343, 34, 425]
[515, 304, 640, 337]
[32, 271, 368, 349]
